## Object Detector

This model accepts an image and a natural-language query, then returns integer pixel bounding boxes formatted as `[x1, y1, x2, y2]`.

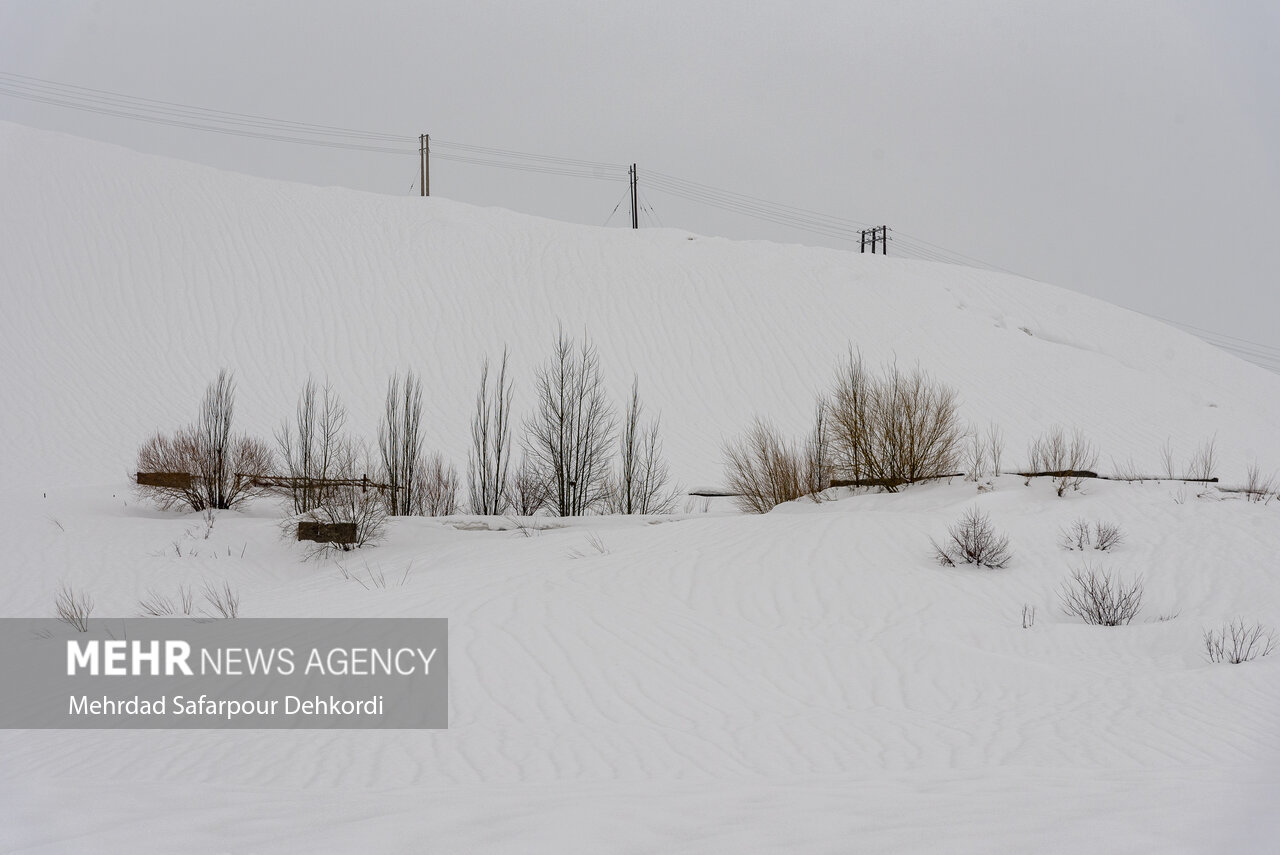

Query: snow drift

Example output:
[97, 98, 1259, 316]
[1, 121, 1277, 495]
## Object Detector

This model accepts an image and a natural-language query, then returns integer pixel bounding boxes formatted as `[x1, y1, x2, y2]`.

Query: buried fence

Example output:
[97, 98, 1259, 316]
[691, 470, 1220, 498]
[136, 472, 400, 545]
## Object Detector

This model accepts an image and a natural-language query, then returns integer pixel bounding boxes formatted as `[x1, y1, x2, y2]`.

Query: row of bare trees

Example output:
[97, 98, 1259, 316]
[136, 328, 677, 529]
[468, 328, 676, 517]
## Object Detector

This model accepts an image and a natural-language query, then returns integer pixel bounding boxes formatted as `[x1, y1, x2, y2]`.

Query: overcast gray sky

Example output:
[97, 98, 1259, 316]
[2, 0, 1276, 368]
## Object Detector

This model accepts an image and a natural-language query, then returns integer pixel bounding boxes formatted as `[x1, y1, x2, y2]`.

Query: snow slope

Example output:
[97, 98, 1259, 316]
[2, 124, 1279, 853]
[1, 121, 1278, 495]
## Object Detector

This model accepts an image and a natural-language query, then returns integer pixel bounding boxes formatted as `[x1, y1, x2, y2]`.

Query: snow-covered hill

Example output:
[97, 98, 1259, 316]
[2, 124, 1279, 854]
[2, 121, 1277, 495]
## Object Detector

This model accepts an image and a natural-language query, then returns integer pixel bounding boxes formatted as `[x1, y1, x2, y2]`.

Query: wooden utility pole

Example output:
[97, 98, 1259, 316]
[419, 134, 430, 197]
[629, 164, 638, 229]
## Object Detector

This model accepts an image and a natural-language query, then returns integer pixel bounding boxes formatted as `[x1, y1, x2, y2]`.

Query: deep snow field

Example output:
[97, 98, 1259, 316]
[2, 123, 1279, 853]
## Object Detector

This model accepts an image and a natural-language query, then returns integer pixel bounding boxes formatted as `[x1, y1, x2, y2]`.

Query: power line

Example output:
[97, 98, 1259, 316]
[4, 71, 1275, 372]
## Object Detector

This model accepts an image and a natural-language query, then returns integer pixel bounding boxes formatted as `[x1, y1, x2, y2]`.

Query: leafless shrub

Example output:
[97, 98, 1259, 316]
[1242, 461, 1277, 504]
[1186, 435, 1218, 481]
[1160, 438, 1177, 480]
[294, 441, 388, 556]
[276, 378, 349, 514]
[1022, 604, 1036, 629]
[683, 495, 712, 514]
[1058, 517, 1092, 551]
[931, 507, 1012, 568]
[722, 417, 806, 514]
[964, 428, 989, 482]
[135, 370, 274, 511]
[201, 579, 240, 618]
[177, 583, 194, 615]
[607, 377, 677, 514]
[138, 589, 176, 617]
[378, 371, 426, 516]
[1058, 562, 1143, 626]
[829, 353, 964, 490]
[567, 531, 610, 558]
[1058, 518, 1124, 551]
[468, 349, 514, 515]
[522, 328, 617, 516]
[1092, 521, 1124, 551]
[986, 423, 1004, 477]
[1204, 619, 1276, 664]
[507, 455, 551, 516]
[1027, 426, 1098, 496]
[414, 453, 460, 516]
[1109, 455, 1144, 481]
[55, 584, 93, 631]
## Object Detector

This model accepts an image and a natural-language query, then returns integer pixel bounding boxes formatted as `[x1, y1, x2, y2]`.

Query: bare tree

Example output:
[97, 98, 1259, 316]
[135, 369, 273, 511]
[522, 329, 616, 516]
[468, 349, 514, 515]
[608, 376, 677, 514]
[722, 417, 806, 514]
[829, 352, 963, 490]
[378, 371, 425, 516]
[276, 378, 348, 514]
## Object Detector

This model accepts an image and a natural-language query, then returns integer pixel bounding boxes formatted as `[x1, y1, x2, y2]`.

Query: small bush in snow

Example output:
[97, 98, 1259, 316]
[1242, 461, 1277, 505]
[1203, 619, 1277, 664]
[931, 507, 1012, 568]
[201, 579, 240, 619]
[722, 417, 807, 514]
[1058, 562, 1143, 626]
[139, 584, 194, 617]
[54, 583, 93, 632]
[1186, 436, 1218, 481]
[1027, 426, 1098, 496]
[1057, 518, 1124, 551]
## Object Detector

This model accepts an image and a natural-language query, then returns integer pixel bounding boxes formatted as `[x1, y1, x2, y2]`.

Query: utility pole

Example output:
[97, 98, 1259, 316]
[419, 134, 430, 197]
[629, 164, 638, 229]
[860, 226, 890, 254]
